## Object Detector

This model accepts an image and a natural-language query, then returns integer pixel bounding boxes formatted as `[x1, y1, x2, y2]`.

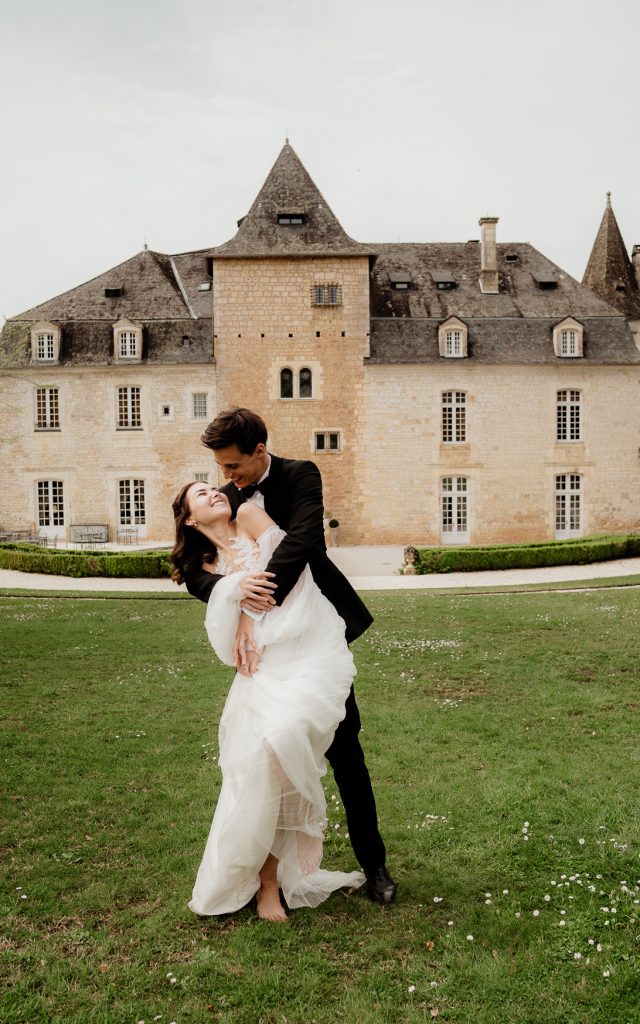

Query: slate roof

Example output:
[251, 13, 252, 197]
[212, 142, 373, 259]
[366, 240, 640, 364]
[582, 195, 640, 319]
[3, 248, 214, 366]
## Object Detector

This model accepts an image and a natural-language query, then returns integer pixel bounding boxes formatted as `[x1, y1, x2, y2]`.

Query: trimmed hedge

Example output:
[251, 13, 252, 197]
[413, 534, 640, 574]
[0, 543, 172, 578]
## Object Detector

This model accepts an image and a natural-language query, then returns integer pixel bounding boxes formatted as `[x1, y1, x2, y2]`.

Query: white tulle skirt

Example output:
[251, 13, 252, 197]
[188, 527, 365, 915]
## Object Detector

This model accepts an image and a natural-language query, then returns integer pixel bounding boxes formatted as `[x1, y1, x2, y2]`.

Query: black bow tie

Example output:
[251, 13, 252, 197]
[241, 481, 267, 499]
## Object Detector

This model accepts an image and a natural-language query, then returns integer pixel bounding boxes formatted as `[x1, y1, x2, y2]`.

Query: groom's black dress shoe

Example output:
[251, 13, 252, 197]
[365, 865, 397, 905]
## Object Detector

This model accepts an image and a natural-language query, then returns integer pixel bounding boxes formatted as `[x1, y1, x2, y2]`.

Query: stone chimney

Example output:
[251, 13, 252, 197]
[479, 217, 499, 293]
[632, 244, 640, 290]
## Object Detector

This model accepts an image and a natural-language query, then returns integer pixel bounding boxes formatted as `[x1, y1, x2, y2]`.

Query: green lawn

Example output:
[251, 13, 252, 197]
[2, 589, 639, 1024]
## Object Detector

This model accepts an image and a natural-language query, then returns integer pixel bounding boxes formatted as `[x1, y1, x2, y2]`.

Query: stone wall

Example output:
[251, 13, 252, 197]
[0, 364, 216, 541]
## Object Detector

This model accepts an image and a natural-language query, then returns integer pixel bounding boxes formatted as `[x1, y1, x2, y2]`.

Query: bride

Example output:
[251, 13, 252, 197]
[171, 481, 365, 921]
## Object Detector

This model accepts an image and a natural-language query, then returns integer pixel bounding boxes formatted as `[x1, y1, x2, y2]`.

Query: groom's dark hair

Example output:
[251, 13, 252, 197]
[201, 407, 268, 454]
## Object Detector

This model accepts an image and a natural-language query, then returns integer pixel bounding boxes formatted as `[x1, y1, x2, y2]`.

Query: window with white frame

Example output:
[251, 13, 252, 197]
[119, 479, 146, 525]
[557, 389, 581, 441]
[441, 476, 469, 543]
[37, 333, 55, 360]
[35, 387, 59, 429]
[30, 322, 61, 364]
[552, 318, 584, 358]
[311, 283, 342, 307]
[438, 317, 468, 358]
[561, 330, 577, 356]
[112, 319, 142, 363]
[442, 391, 467, 443]
[117, 387, 141, 428]
[192, 392, 208, 419]
[37, 480, 65, 527]
[314, 431, 341, 452]
[119, 331, 138, 358]
[555, 474, 582, 536]
[194, 472, 209, 483]
[445, 330, 462, 357]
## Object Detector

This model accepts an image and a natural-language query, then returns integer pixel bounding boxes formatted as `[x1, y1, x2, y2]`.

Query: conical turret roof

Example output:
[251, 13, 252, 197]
[212, 142, 374, 258]
[582, 194, 640, 317]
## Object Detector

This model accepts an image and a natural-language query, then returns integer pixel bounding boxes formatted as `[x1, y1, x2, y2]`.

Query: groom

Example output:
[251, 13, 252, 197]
[183, 407, 396, 905]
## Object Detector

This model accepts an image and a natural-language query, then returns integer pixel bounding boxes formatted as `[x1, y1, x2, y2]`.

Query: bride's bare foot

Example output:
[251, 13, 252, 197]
[256, 882, 288, 922]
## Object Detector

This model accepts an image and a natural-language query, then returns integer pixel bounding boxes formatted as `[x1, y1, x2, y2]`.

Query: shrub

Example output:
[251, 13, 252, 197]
[413, 534, 640, 574]
[0, 544, 173, 579]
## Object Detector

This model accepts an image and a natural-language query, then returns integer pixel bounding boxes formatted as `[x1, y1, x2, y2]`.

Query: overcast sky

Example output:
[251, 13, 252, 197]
[1, 0, 638, 319]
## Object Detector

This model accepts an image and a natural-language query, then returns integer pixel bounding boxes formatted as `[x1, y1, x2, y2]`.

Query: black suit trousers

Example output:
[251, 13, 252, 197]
[325, 686, 386, 873]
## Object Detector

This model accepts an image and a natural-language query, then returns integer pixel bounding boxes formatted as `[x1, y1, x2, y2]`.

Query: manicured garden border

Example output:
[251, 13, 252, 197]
[412, 533, 640, 574]
[0, 543, 172, 578]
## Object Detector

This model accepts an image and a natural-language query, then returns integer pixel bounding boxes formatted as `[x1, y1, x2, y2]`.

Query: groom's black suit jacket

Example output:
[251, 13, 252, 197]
[184, 454, 373, 645]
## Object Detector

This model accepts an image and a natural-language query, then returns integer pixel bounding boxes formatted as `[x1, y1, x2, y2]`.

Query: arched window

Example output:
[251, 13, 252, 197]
[556, 389, 581, 441]
[555, 474, 582, 537]
[441, 476, 469, 544]
[552, 318, 584, 358]
[299, 367, 312, 398]
[442, 391, 466, 443]
[280, 368, 294, 399]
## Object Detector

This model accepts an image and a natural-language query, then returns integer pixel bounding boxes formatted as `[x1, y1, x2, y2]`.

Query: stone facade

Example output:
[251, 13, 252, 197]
[1, 144, 638, 546]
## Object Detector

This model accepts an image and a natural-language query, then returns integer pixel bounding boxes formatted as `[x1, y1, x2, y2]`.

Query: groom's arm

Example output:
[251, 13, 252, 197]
[264, 460, 326, 606]
[183, 564, 223, 603]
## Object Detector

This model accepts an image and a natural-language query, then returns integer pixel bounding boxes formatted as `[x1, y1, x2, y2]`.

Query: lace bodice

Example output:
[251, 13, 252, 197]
[215, 533, 263, 575]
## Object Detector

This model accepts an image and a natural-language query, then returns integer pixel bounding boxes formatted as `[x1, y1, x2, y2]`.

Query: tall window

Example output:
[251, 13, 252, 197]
[441, 476, 469, 543]
[37, 480, 64, 527]
[192, 393, 208, 419]
[445, 330, 462, 357]
[119, 479, 146, 525]
[119, 331, 138, 357]
[560, 330, 578, 356]
[442, 391, 466, 443]
[299, 367, 312, 398]
[557, 389, 581, 441]
[117, 387, 141, 428]
[280, 368, 294, 399]
[35, 387, 59, 429]
[37, 333, 55, 361]
[555, 474, 581, 537]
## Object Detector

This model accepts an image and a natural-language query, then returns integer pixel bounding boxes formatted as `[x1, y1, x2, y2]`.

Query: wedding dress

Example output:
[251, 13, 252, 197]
[188, 525, 365, 915]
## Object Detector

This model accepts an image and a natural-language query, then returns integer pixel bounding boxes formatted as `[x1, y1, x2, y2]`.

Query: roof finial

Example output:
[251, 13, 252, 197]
[606, 191, 612, 209]
[285, 133, 289, 144]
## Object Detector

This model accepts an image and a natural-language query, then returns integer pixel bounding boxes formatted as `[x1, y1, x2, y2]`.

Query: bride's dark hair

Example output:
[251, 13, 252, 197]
[170, 482, 219, 585]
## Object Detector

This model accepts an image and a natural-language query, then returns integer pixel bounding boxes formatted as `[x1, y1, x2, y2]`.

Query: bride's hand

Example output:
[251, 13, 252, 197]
[239, 571, 277, 613]
[234, 613, 263, 676]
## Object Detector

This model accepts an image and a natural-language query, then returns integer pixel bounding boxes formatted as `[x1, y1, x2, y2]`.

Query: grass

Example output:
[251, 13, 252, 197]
[2, 589, 639, 1023]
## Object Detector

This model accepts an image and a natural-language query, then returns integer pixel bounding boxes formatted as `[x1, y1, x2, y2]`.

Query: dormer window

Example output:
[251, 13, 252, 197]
[30, 321, 61, 365]
[438, 316, 468, 358]
[104, 286, 124, 298]
[113, 319, 143, 363]
[431, 270, 457, 290]
[505, 253, 519, 264]
[277, 213, 305, 225]
[553, 317, 584, 358]
[311, 283, 342, 306]
[533, 273, 558, 291]
[389, 272, 412, 291]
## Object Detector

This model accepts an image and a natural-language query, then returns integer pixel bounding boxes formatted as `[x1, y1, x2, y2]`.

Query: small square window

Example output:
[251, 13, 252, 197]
[314, 430, 341, 452]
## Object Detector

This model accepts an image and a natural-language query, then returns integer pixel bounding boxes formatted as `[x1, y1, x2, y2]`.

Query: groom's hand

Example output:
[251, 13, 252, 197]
[239, 571, 277, 613]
